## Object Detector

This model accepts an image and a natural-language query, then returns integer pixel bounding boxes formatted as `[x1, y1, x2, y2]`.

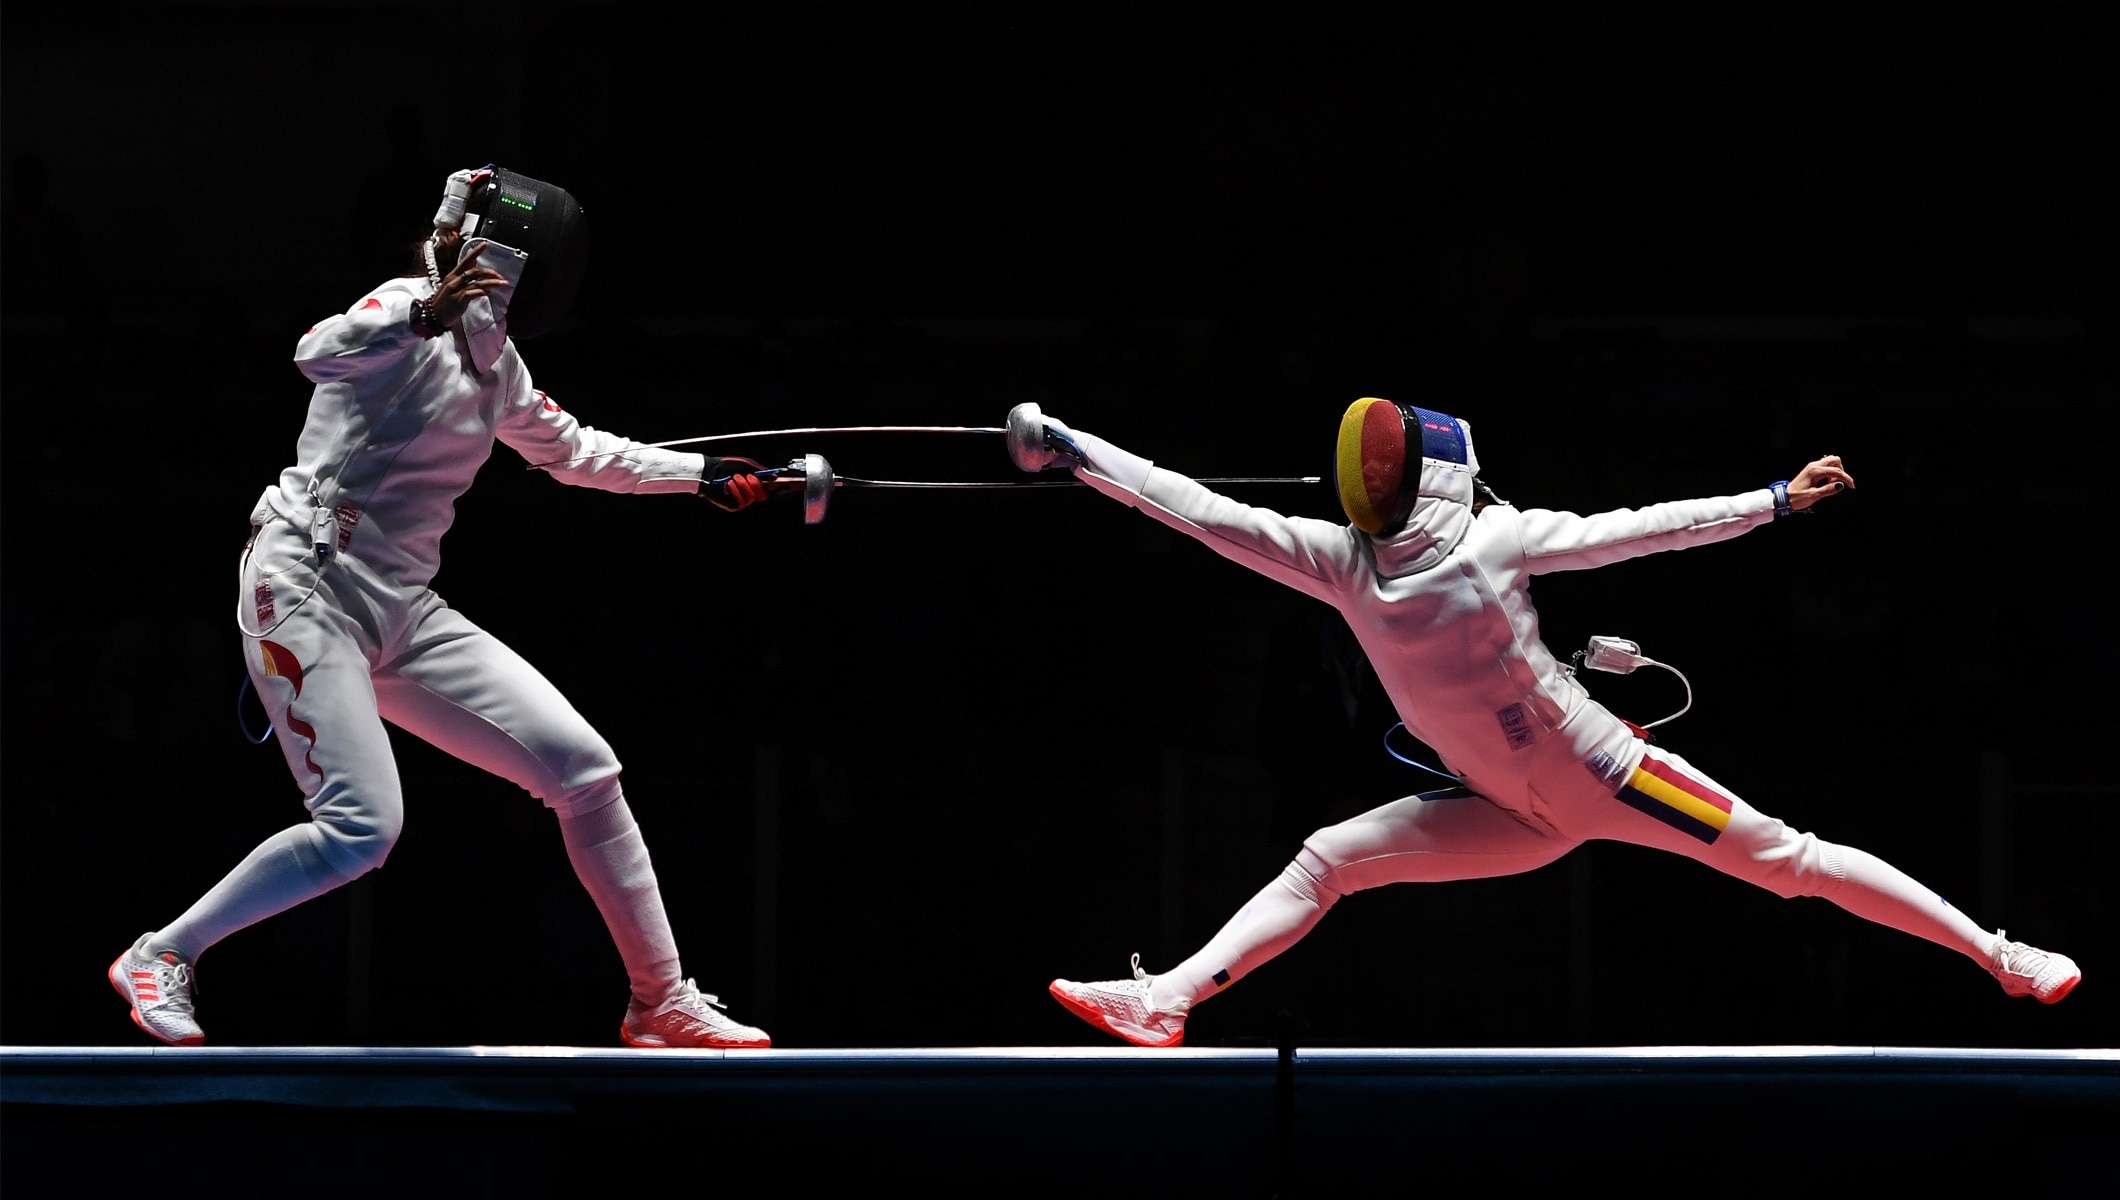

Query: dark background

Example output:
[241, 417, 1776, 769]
[4, 3, 2114, 1052]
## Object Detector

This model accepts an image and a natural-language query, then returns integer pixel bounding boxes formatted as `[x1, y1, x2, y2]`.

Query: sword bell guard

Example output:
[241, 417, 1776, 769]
[802, 453, 833, 525]
[1006, 402, 1050, 473]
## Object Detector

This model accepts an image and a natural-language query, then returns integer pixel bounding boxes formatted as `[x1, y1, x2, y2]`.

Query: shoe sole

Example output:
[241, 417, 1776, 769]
[2040, 974, 2082, 1004]
[619, 1027, 770, 1050]
[107, 951, 205, 1047]
[1048, 981, 1184, 1048]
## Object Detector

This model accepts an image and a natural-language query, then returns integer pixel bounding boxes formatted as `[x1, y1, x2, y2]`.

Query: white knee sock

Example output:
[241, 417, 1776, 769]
[1814, 843, 2000, 965]
[151, 824, 354, 962]
[1152, 860, 1340, 1011]
[557, 795, 684, 1010]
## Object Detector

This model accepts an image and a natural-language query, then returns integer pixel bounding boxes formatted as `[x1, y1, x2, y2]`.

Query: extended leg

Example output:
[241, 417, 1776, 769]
[1159, 787, 1577, 1007]
[374, 599, 768, 1044]
[1576, 746, 2079, 1002]
[117, 626, 404, 1044]
[1051, 788, 1575, 1045]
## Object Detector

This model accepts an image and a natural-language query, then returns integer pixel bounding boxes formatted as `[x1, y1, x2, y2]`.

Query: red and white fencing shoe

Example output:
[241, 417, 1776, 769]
[1049, 953, 1190, 1048]
[108, 935, 204, 1046]
[621, 979, 771, 1048]
[1990, 933, 2082, 1004]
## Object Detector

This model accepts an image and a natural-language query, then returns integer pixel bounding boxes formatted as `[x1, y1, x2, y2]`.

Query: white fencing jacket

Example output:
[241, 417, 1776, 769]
[1068, 425, 1776, 809]
[256, 273, 705, 589]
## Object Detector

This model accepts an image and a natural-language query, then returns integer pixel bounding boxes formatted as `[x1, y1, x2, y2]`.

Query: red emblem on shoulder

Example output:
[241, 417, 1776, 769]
[538, 390, 561, 414]
[357, 297, 383, 311]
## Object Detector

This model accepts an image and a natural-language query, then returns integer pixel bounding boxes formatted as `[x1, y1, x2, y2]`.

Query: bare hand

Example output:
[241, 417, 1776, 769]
[427, 238, 509, 329]
[1786, 454, 1855, 511]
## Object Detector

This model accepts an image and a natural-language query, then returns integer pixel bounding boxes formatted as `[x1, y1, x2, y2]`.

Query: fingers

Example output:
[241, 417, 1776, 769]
[443, 269, 507, 293]
[1785, 455, 1857, 511]
[1802, 455, 1855, 491]
[725, 473, 769, 509]
[430, 268, 509, 323]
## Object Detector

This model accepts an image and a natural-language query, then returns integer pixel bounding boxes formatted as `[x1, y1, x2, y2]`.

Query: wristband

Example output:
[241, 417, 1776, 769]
[409, 297, 444, 339]
[695, 456, 728, 494]
[1769, 480, 1793, 519]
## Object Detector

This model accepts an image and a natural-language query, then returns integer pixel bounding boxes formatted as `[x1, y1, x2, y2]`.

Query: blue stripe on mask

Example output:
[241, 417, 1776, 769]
[1408, 407, 1466, 466]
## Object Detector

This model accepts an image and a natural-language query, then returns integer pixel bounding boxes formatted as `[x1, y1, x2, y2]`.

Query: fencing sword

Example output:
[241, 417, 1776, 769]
[727, 451, 1321, 525]
[529, 425, 1010, 471]
[533, 403, 1321, 524]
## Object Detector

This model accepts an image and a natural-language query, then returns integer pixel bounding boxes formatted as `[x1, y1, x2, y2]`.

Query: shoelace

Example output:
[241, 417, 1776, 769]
[1126, 953, 1189, 1017]
[146, 956, 195, 1013]
[1993, 932, 2048, 978]
[669, 980, 739, 1023]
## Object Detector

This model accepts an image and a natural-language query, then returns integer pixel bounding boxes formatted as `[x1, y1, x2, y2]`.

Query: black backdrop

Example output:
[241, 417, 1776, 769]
[4, 4, 2114, 1051]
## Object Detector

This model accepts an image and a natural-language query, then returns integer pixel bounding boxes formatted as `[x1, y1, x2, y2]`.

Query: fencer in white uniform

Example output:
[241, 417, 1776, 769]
[1017, 399, 2082, 1046]
[109, 167, 772, 1048]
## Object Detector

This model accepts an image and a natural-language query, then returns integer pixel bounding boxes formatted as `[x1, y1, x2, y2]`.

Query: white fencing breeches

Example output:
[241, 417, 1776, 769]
[1157, 741, 1995, 1009]
[154, 532, 630, 961]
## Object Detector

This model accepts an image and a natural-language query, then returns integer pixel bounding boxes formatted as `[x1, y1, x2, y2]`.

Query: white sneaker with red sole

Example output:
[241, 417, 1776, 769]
[1990, 933, 2081, 1004]
[1049, 953, 1190, 1048]
[621, 979, 770, 1048]
[109, 934, 204, 1046]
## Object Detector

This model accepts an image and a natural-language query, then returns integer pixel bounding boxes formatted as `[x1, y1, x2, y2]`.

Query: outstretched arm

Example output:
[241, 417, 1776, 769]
[495, 375, 770, 510]
[497, 381, 710, 495]
[1020, 410, 1364, 604]
[1519, 455, 1855, 574]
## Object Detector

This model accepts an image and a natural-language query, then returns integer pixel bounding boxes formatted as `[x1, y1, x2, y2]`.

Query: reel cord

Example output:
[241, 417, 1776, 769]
[237, 675, 273, 744]
[1569, 635, 1693, 729]
[1634, 660, 1693, 729]
[1381, 723, 1464, 784]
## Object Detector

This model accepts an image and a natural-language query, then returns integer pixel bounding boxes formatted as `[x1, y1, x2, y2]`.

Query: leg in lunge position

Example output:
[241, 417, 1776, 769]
[555, 783, 767, 1048]
[113, 613, 404, 1045]
[375, 601, 769, 1048]
[1052, 787, 1577, 1046]
[1560, 744, 2081, 1004]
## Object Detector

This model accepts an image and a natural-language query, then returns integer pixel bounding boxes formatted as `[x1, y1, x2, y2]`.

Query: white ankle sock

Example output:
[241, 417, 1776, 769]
[1814, 843, 2000, 966]
[557, 795, 684, 1010]
[1153, 860, 1340, 1010]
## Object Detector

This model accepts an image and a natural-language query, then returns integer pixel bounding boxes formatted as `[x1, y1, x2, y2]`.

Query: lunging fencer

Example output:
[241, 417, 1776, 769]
[110, 166, 776, 1048]
[1012, 400, 2083, 1046]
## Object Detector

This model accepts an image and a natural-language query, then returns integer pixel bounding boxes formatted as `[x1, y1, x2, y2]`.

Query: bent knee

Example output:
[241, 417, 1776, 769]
[549, 771, 625, 821]
[1295, 840, 1356, 897]
[311, 801, 403, 877]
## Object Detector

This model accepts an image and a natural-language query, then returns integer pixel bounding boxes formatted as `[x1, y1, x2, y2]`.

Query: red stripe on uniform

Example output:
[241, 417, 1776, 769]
[1636, 755, 1735, 814]
[285, 714, 322, 778]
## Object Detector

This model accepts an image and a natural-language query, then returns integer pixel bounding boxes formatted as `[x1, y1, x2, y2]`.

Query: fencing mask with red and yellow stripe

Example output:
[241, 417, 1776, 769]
[1335, 398, 1475, 535]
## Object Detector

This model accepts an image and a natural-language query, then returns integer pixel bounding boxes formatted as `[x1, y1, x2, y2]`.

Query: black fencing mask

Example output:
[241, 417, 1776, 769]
[430, 165, 588, 339]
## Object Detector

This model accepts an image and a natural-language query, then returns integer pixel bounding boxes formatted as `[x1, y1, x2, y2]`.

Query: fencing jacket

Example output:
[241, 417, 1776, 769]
[1068, 425, 1776, 810]
[255, 273, 705, 589]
